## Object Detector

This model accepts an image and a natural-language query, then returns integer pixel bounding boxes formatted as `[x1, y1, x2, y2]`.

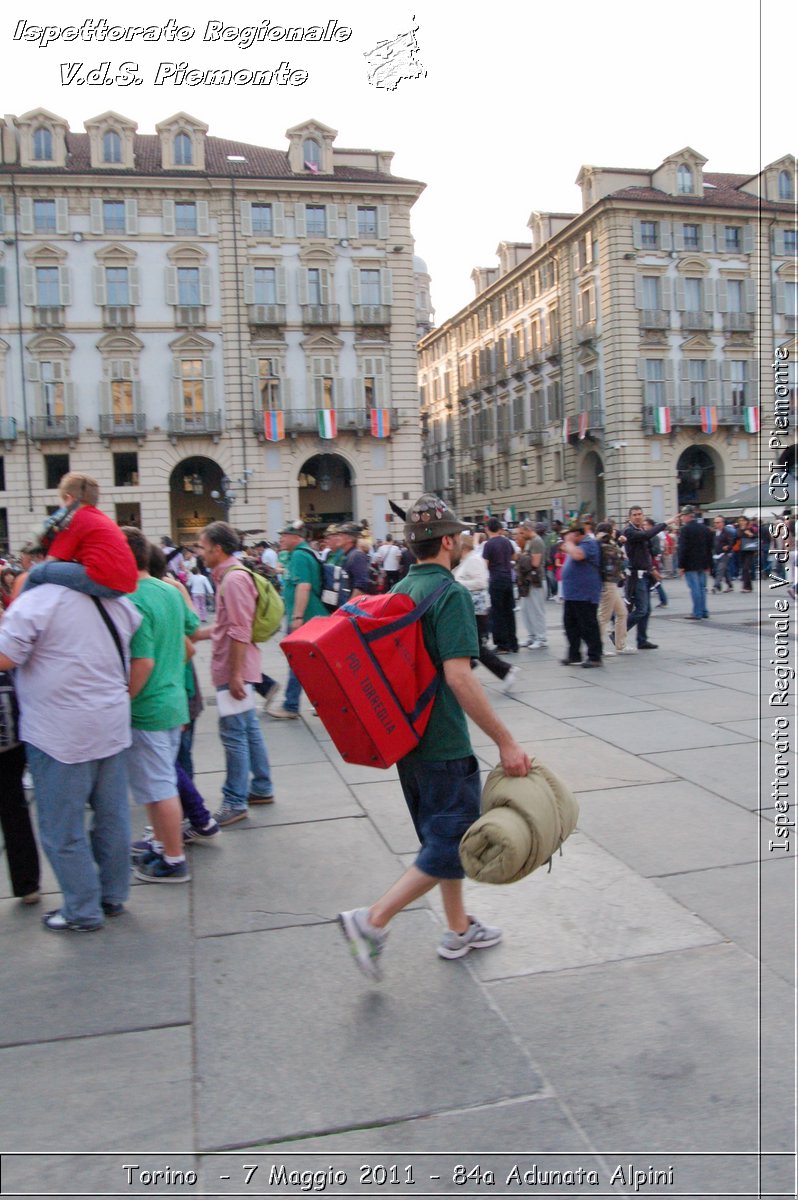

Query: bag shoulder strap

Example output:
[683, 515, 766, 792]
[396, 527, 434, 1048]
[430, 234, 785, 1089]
[91, 597, 126, 676]
[292, 544, 323, 593]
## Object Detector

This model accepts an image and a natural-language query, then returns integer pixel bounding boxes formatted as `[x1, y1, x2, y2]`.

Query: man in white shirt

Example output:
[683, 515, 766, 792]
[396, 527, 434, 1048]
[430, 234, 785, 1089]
[0, 586, 141, 930]
[375, 535, 403, 589]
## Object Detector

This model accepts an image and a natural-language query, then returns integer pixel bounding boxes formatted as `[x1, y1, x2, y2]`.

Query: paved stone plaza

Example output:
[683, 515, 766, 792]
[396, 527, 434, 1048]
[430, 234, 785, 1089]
[1, 582, 794, 1198]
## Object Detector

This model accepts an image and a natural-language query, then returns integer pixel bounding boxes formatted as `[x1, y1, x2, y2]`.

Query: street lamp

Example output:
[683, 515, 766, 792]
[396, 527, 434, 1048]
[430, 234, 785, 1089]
[211, 470, 253, 522]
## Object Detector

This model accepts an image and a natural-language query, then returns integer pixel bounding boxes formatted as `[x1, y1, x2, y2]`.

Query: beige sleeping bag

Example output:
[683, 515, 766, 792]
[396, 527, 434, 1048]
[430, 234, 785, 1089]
[459, 761, 579, 884]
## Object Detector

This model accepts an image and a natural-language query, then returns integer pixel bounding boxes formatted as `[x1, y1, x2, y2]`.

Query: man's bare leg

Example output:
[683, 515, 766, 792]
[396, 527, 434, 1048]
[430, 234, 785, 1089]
[367, 867, 469, 935]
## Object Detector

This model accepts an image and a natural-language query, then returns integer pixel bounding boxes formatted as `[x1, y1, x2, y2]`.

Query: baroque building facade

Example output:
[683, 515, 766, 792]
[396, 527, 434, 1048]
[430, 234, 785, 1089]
[0, 109, 425, 553]
[419, 147, 796, 525]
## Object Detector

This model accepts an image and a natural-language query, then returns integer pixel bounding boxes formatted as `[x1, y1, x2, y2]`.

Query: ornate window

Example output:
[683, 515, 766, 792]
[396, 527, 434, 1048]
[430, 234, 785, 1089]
[303, 139, 321, 171]
[677, 164, 693, 194]
[102, 130, 122, 163]
[778, 170, 794, 200]
[174, 132, 193, 165]
[33, 128, 53, 161]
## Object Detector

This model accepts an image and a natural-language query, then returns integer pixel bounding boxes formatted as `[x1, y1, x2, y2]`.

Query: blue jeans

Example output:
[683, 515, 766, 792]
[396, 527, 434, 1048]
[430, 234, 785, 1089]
[685, 570, 709, 618]
[26, 744, 131, 925]
[625, 574, 652, 645]
[218, 705, 273, 809]
[284, 667, 302, 714]
[23, 561, 123, 598]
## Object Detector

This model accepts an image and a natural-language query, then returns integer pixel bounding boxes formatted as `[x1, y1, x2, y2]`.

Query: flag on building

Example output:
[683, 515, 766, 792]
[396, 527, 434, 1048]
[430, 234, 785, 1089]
[654, 406, 671, 434]
[304, 160, 320, 174]
[700, 406, 717, 434]
[370, 408, 391, 438]
[263, 410, 284, 442]
[743, 406, 760, 434]
[578, 411, 588, 440]
[317, 410, 337, 439]
[562, 417, 570, 443]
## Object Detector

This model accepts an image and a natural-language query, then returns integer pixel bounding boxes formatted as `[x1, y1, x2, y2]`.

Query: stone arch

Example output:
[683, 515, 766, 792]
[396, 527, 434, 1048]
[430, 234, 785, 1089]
[676, 442, 725, 508]
[296, 450, 355, 531]
[577, 449, 605, 519]
[168, 454, 230, 546]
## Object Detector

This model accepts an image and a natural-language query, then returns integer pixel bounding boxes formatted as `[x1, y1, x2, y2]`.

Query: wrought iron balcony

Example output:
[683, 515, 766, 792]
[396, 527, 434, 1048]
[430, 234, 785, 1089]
[33, 306, 66, 329]
[642, 403, 747, 433]
[575, 321, 597, 343]
[722, 312, 753, 332]
[248, 303, 286, 327]
[680, 311, 713, 331]
[167, 410, 222, 440]
[353, 304, 391, 326]
[301, 304, 340, 327]
[0, 416, 17, 442]
[99, 412, 147, 439]
[639, 309, 670, 330]
[281, 407, 398, 436]
[102, 306, 135, 329]
[174, 305, 207, 329]
[526, 428, 544, 446]
[28, 414, 79, 440]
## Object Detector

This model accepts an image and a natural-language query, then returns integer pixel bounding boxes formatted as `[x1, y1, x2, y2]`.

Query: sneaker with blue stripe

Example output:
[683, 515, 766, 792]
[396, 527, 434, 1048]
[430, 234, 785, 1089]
[133, 853, 191, 884]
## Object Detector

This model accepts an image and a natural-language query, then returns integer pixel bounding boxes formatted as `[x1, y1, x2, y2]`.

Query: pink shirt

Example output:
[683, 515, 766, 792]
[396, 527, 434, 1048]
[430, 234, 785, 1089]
[209, 557, 263, 687]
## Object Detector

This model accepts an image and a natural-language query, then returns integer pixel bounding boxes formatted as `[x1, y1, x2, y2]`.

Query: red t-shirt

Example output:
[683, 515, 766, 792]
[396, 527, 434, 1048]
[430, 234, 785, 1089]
[48, 506, 138, 593]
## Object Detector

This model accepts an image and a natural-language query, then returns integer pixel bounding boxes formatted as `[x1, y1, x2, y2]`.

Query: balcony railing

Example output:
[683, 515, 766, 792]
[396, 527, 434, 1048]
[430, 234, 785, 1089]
[642, 403, 748, 432]
[301, 304, 340, 327]
[680, 311, 713, 331]
[0, 416, 17, 442]
[102, 306, 135, 329]
[722, 312, 754, 332]
[33, 306, 66, 329]
[353, 304, 391, 326]
[280, 407, 398, 435]
[542, 338, 560, 359]
[575, 321, 597, 343]
[28, 414, 79, 440]
[99, 412, 147, 439]
[587, 406, 604, 432]
[167, 410, 223, 439]
[640, 309, 670, 330]
[174, 305, 207, 328]
[470, 445, 485, 462]
[248, 303, 286, 327]
[496, 434, 511, 456]
[526, 428, 544, 446]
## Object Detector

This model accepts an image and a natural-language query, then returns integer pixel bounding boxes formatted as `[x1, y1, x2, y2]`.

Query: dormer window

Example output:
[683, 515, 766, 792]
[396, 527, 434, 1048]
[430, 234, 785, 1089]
[677, 164, 693, 194]
[303, 139, 321, 172]
[102, 131, 122, 164]
[779, 170, 794, 200]
[174, 132, 193, 166]
[33, 128, 53, 161]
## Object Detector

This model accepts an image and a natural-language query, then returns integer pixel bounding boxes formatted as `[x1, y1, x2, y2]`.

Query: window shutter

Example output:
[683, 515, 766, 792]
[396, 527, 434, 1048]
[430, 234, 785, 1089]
[93, 266, 107, 306]
[748, 376, 759, 404]
[171, 363, 183, 407]
[196, 201, 209, 236]
[163, 200, 176, 236]
[721, 360, 731, 382]
[90, 198, 103, 234]
[132, 380, 142, 407]
[273, 202, 285, 236]
[19, 198, 34, 235]
[774, 283, 786, 314]
[22, 266, 36, 306]
[298, 269, 308, 305]
[319, 270, 330, 305]
[58, 267, 71, 306]
[249, 357, 261, 404]
[55, 198, 69, 235]
[243, 266, 255, 304]
[380, 268, 393, 304]
[125, 199, 138, 235]
[637, 359, 647, 382]
[704, 278, 715, 310]
[203, 358, 215, 407]
[578, 373, 586, 407]
[675, 278, 686, 310]
[634, 276, 644, 308]
[664, 359, 675, 403]
[26, 359, 41, 383]
[716, 279, 728, 311]
[743, 226, 754, 255]
[275, 266, 287, 304]
[661, 277, 673, 309]
[377, 206, 389, 239]
[100, 379, 112, 411]
[199, 267, 213, 306]
[350, 269, 361, 304]
[672, 224, 684, 251]
[374, 367, 386, 405]
[708, 360, 719, 402]
[313, 373, 324, 406]
[702, 224, 714, 252]
[294, 204, 306, 237]
[240, 201, 252, 236]
[129, 267, 141, 306]
[659, 220, 672, 251]
[744, 278, 757, 312]
[326, 205, 338, 238]
[165, 266, 178, 305]
[347, 205, 358, 239]
[0, 266, 5, 307]
[632, 220, 642, 249]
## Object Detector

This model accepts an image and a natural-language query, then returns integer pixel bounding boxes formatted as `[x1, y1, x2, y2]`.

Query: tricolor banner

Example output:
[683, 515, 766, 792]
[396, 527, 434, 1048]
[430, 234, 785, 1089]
[317, 410, 337, 439]
[578, 411, 588, 440]
[654, 406, 671, 434]
[370, 408, 391, 438]
[562, 417, 570, 443]
[743, 406, 760, 434]
[700, 406, 717, 434]
[263, 410, 284, 442]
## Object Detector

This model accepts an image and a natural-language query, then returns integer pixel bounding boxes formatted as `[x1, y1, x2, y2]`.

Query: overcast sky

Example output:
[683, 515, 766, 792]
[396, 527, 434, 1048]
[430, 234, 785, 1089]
[4, 0, 796, 320]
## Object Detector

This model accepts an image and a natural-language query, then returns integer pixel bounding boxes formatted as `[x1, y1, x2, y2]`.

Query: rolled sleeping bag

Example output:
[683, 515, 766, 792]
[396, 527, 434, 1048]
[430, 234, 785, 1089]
[459, 760, 579, 884]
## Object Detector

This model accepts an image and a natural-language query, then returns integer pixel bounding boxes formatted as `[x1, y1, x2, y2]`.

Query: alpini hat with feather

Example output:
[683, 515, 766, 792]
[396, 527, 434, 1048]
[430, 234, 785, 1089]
[404, 493, 472, 544]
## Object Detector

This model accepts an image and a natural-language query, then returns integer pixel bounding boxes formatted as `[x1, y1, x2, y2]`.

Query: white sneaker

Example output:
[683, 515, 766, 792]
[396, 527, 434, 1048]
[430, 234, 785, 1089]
[619, 645, 637, 654]
[604, 646, 617, 657]
[438, 916, 503, 960]
[501, 666, 519, 694]
[529, 640, 546, 650]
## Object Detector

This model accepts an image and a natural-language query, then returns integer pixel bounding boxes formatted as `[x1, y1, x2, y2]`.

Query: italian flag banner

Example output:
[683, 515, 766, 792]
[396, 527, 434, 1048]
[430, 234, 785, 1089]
[578, 411, 588, 440]
[700, 406, 717, 434]
[562, 416, 570, 443]
[317, 410, 337, 439]
[370, 408, 391, 438]
[263, 410, 284, 442]
[743, 406, 760, 434]
[654, 406, 671, 434]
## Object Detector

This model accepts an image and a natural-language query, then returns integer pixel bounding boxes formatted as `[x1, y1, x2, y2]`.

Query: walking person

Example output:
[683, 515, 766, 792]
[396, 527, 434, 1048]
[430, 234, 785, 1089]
[678, 506, 715, 619]
[0, 669, 41, 905]
[621, 506, 670, 650]
[735, 517, 757, 592]
[560, 520, 603, 667]
[337, 494, 531, 981]
[483, 517, 518, 653]
[188, 567, 214, 621]
[515, 523, 548, 649]
[711, 516, 736, 592]
[266, 521, 328, 720]
[595, 522, 630, 655]
[454, 534, 517, 692]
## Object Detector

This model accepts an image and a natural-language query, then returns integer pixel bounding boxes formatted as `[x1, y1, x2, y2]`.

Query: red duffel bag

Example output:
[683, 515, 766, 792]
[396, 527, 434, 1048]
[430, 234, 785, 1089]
[280, 581, 451, 768]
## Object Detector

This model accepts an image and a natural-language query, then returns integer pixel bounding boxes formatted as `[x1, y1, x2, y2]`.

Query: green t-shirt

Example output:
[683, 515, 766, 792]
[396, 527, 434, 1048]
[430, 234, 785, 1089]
[129, 577, 200, 731]
[392, 563, 479, 761]
[283, 543, 328, 622]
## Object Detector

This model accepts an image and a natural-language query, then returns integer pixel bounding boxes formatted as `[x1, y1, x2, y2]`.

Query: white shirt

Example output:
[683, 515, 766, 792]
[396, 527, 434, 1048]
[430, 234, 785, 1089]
[0, 585, 141, 764]
[454, 550, 489, 592]
[260, 547, 279, 569]
[380, 544, 402, 572]
[188, 572, 213, 598]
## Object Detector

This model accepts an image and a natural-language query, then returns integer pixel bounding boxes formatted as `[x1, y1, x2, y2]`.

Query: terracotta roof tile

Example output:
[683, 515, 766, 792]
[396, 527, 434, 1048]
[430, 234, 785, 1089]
[607, 172, 792, 213]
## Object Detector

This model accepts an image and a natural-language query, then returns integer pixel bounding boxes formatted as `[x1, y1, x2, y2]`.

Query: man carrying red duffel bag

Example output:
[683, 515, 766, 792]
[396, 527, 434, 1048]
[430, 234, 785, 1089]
[334, 493, 531, 982]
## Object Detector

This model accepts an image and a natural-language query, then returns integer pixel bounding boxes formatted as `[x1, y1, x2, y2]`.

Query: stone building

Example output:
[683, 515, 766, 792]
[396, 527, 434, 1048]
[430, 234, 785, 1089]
[419, 148, 796, 525]
[0, 110, 425, 553]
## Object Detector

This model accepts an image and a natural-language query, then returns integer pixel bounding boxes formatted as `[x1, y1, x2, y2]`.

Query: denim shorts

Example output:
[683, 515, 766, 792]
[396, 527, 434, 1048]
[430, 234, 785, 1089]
[127, 727, 181, 804]
[397, 755, 481, 880]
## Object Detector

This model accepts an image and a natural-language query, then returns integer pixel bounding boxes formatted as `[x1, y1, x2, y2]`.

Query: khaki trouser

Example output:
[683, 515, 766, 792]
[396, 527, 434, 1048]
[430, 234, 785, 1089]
[598, 582, 628, 651]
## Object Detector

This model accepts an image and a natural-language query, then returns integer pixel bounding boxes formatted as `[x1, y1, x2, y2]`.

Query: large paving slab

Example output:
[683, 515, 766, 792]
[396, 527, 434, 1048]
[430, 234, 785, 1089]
[0, 1026, 193, 1152]
[489, 942, 795, 1154]
[642, 743, 758, 807]
[425, 832, 723, 981]
[590, 666, 729, 697]
[510, 734, 674, 792]
[518, 684, 657, 719]
[574, 780, 765, 877]
[657, 857, 796, 986]
[564, 709, 752, 753]
[193, 912, 544, 1150]
[191, 816, 404, 937]
[350, 780, 420, 855]
[466, 705, 582, 747]
[0, 887, 190, 1046]
[648, 687, 757, 724]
